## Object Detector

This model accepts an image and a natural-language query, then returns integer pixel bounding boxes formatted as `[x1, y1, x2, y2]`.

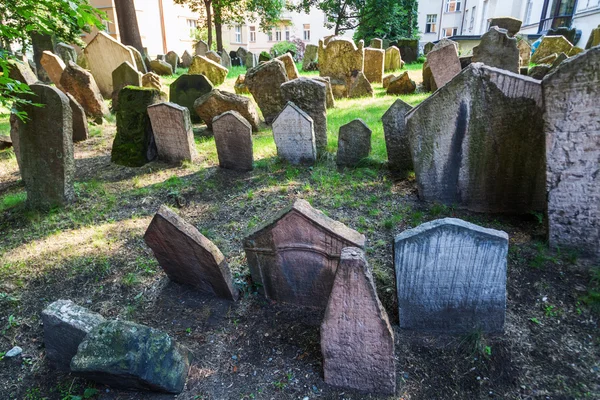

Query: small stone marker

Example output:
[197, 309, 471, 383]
[42, 299, 105, 370]
[165, 51, 179, 72]
[142, 72, 162, 91]
[272, 102, 316, 165]
[66, 93, 89, 142]
[336, 119, 371, 167]
[489, 17, 522, 37]
[150, 59, 173, 76]
[347, 71, 373, 98]
[472, 27, 519, 73]
[382, 98, 413, 175]
[321, 248, 395, 395]
[126, 45, 147, 73]
[195, 40, 208, 56]
[243, 199, 365, 309]
[194, 89, 260, 131]
[56, 42, 77, 64]
[394, 218, 508, 333]
[384, 46, 402, 71]
[147, 102, 197, 163]
[276, 53, 299, 79]
[169, 74, 213, 123]
[427, 39, 461, 89]
[212, 110, 253, 171]
[40, 51, 66, 91]
[189, 55, 228, 85]
[369, 38, 383, 49]
[363, 48, 385, 83]
[531, 35, 573, 64]
[60, 61, 108, 123]
[302, 44, 318, 71]
[245, 59, 289, 124]
[144, 205, 238, 299]
[181, 50, 193, 68]
[386, 72, 416, 94]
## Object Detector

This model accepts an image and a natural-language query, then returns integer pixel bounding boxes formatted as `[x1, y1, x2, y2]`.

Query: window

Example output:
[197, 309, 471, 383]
[187, 19, 198, 37]
[235, 25, 242, 43]
[250, 26, 256, 42]
[268, 30, 273, 41]
[524, 1, 533, 24]
[426, 14, 437, 33]
[446, 0, 461, 12]
[303, 24, 310, 40]
[275, 27, 282, 41]
[285, 26, 290, 41]
[470, 6, 476, 29]
[443, 27, 458, 37]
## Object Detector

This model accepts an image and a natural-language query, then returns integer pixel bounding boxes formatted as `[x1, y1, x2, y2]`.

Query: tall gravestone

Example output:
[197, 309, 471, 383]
[40, 51, 66, 91]
[426, 39, 461, 89]
[165, 51, 179, 73]
[212, 111, 253, 171]
[472, 27, 519, 73]
[276, 53, 299, 80]
[148, 102, 198, 163]
[219, 50, 232, 69]
[169, 74, 213, 123]
[544, 47, 600, 259]
[272, 102, 316, 165]
[111, 61, 142, 108]
[395, 218, 508, 333]
[236, 47, 248, 66]
[245, 52, 258, 68]
[382, 99, 413, 176]
[318, 38, 364, 98]
[245, 59, 289, 124]
[363, 48, 385, 83]
[31, 32, 54, 83]
[517, 38, 532, 67]
[337, 119, 372, 167]
[302, 44, 318, 71]
[181, 50, 193, 68]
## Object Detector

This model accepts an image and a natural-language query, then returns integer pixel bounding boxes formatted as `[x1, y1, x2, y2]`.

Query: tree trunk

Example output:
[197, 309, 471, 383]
[114, 0, 144, 53]
[214, 5, 223, 52]
[204, 0, 213, 49]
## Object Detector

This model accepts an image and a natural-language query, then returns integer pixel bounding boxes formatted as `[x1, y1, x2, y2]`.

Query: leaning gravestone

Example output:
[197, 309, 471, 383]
[382, 98, 413, 176]
[280, 78, 327, 154]
[318, 38, 364, 98]
[272, 102, 317, 165]
[147, 103, 198, 163]
[244, 199, 365, 309]
[31, 32, 54, 83]
[384, 46, 402, 71]
[322, 248, 395, 395]
[111, 87, 166, 167]
[427, 39, 461, 89]
[489, 17, 522, 37]
[144, 205, 238, 299]
[55, 42, 77, 64]
[363, 48, 385, 83]
[126, 45, 147, 73]
[276, 53, 299, 79]
[189, 56, 228, 85]
[472, 27, 519, 73]
[212, 110, 254, 171]
[245, 59, 289, 124]
[165, 51, 180, 73]
[531, 35, 573, 64]
[169, 74, 213, 123]
[14, 84, 74, 209]
[219, 50, 231, 69]
[40, 51, 66, 91]
[206, 50, 222, 64]
[8, 59, 38, 86]
[544, 47, 600, 260]
[383, 74, 396, 88]
[395, 218, 508, 333]
[194, 89, 261, 131]
[181, 50, 193, 68]
[302, 44, 318, 71]
[347, 71, 373, 98]
[386, 72, 416, 95]
[150, 59, 173, 76]
[195, 40, 208, 56]
[337, 119, 372, 167]
[66, 93, 89, 142]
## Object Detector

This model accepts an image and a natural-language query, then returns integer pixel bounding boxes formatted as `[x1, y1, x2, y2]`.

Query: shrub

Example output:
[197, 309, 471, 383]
[270, 41, 297, 59]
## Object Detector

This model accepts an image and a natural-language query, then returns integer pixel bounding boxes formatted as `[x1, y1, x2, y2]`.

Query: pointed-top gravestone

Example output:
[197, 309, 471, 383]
[169, 74, 213, 123]
[395, 218, 508, 333]
[382, 98, 413, 176]
[111, 61, 142, 108]
[272, 102, 316, 165]
[148, 102, 197, 163]
[212, 110, 253, 171]
[206, 50, 221, 65]
[336, 119, 372, 167]
[427, 39, 461, 89]
[144, 205, 238, 300]
[243, 199, 365, 309]
[321, 247, 395, 395]
[181, 50, 193, 68]
[195, 40, 209, 56]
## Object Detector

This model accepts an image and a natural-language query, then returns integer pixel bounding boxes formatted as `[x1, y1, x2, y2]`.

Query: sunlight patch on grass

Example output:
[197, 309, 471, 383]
[0, 191, 26, 212]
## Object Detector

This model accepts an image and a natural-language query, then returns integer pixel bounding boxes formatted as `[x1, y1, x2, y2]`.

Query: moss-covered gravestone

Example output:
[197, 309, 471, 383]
[169, 74, 213, 123]
[111, 86, 166, 167]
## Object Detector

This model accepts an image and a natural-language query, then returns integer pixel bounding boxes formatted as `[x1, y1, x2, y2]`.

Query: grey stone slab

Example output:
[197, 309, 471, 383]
[148, 102, 198, 163]
[272, 102, 316, 165]
[382, 99, 413, 176]
[212, 110, 253, 171]
[336, 119, 371, 167]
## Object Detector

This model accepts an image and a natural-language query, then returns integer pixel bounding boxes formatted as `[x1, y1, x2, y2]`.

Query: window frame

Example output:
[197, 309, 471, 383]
[426, 14, 437, 33]
[446, 0, 462, 12]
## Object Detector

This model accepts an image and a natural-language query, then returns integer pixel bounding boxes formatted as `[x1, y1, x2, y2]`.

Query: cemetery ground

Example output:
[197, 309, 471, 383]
[0, 63, 599, 400]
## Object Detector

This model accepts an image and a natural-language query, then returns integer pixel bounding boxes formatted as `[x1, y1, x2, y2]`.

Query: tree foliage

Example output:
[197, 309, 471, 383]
[353, 0, 419, 42]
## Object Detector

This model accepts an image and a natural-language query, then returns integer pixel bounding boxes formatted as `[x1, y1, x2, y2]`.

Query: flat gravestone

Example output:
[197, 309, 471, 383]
[245, 59, 289, 124]
[336, 119, 372, 167]
[363, 48, 385, 83]
[169, 74, 213, 123]
[212, 110, 253, 171]
[472, 27, 519, 73]
[544, 47, 600, 260]
[427, 39, 461, 89]
[382, 98, 413, 176]
[244, 199, 365, 309]
[195, 40, 208, 56]
[66, 93, 89, 142]
[272, 102, 316, 165]
[147, 102, 197, 163]
[40, 51, 66, 91]
[15, 84, 74, 209]
[189, 56, 228, 86]
[194, 89, 260, 131]
[144, 205, 238, 300]
[385, 46, 402, 71]
[321, 248, 395, 395]
[395, 218, 508, 333]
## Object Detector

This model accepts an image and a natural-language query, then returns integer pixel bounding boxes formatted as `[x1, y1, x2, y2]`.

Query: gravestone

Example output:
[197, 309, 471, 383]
[489, 17, 522, 37]
[531, 35, 573, 64]
[212, 111, 253, 171]
[427, 39, 461, 89]
[347, 71, 373, 98]
[392, 39, 419, 63]
[67, 93, 89, 142]
[528, 64, 551, 80]
[337, 119, 371, 167]
[243, 199, 365, 308]
[568, 46, 584, 56]
[384, 46, 402, 71]
[55, 43, 77, 64]
[517, 38, 532, 67]
[181, 50, 193, 68]
[472, 27, 519, 73]
[206, 50, 221, 64]
[142, 72, 162, 91]
[386, 72, 416, 95]
[84, 31, 136, 98]
[382, 98, 413, 175]
[8, 60, 38, 86]
[169, 74, 213, 123]
[126, 45, 147, 73]
[230, 51, 241, 67]
[111, 61, 142, 108]
[245, 52, 258, 68]
[31, 32, 54, 83]
[236, 47, 248, 65]
[195, 40, 209, 56]
[406, 63, 545, 213]
[165, 51, 180, 73]
[547, 26, 577, 45]
[219, 50, 231, 69]
[40, 51, 66, 91]
[550, 52, 568, 69]
[144, 205, 237, 299]
[312, 77, 335, 108]
[383, 74, 395, 88]
[272, 102, 316, 165]
[234, 74, 250, 94]
[321, 248, 395, 395]
[544, 47, 600, 260]
[280, 78, 327, 154]
[369, 38, 383, 49]
[318, 38, 364, 98]
[189, 56, 228, 86]
[245, 59, 288, 124]
[395, 218, 508, 333]
[364, 48, 385, 83]
[276, 53, 299, 79]
[194, 89, 260, 131]
[111, 87, 166, 167]
[147, 103, 198, 163]
[14, 84, 74, 209]
[537, 53, 558, 64]
[586, 24, 600, 49]
[423, 42, 435, 55]
[150, 59, 173, 76]
[422, 61, 436, 91]
[302, 44, 318, 71]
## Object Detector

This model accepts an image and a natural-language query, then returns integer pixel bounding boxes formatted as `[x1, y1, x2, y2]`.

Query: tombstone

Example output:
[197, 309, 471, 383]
[157, 54, 165, 61]
[517, 38, 532, 67]
[321, 248, 395, 395]
[489, 17, 522, 37]
[550, 52, 568, 70]
[392, 39, 419, 63]
[423, 42, 435, 55]
[336, 119, 372, 167]
[363, 48, 385, 83]
[55, 43, 77, 64]
[126, 45, 147, 73]
[585, 24, 600, 49]
[318, 38, 364, 98]
[537, 53, 558, 64]
[245, 52, 258, 68]
[14, 84, 74, 209]
[206, 50, 222, 64]
[212, 111, 253, 171]
[142, 72, 162, 91]
[382, 99, 413, 175]
[382, 74, 395, 88]
[544, 47, 600, 260]
[165, 51, 180, 73]
[369, 38, 383, 49]
[150, 59, 173, 76]
[194, 89, 260, 131]
[280, 78, 327, 154]
[276, 53, 299, 79]
[169, 74, 213, 124]
[111, 87, 166, 167]
[195, 40, 209, 56]
[386, 72, 416, 95]
[189, 56, 228, 86]
[60, 62, 108, 124]
[531, 35, 573, 64]
[40, 51, 66, 91]
[422, 61, 436, 91]
[302, 44, 318, 71]
[406, 63, 545, 213]
[8, 60, 38, 86]
[219, 50, 231, 69]
[272, 102, 316, 165]
[528, 64, 551, 80]
[41, 300, 105, 370]
[31, 32, 55, 82]
[144, 205, 237, 299]
[243, 199, 365, 308]
[181, 50, 193, 68]
[384, 46, 402, 71]
[427, 39, 461, 89]
[111, 61, 143, 108]
[230, 51, 242, 67]
[83, 31, 136, 98]
[568, 46, 584, 56]
[234, 74, 249, 94]
[347, 71, 373, 98]
[472, 27, 519, 73]
[245, 59, 288, 124]
[147, 103, 198, 163]
[547, 26, 577, 46]
[312, 77, 335, 108]
[67, 93, 89, 142]
[236, 47, 248, 65]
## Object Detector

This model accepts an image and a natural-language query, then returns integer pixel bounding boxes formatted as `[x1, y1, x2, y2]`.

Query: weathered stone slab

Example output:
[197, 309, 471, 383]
[392, 39, 419, 63]
[165, 51, 179, 73]
[244, 199, 365, 309]
[66, 93, 89, 142]
[382, 99, 413, 175]
[531, 35, 573, 64]
[312, 77, 335, 108]
[195, 40, 208, 56]
[126, 45, 147, 73]
[518, 38, 532, 67]
[406, 63, 545, 213]
[422, 61, 436, 92]
[382, 74, 395, 88]
[71, 320, 191, 394]
[194, 89, 260, 131]
[547, 26, 577, 45]
[586, 24, 600, 49]
[40, 51, 66, 91]
[386, 72, 416, 95]
[272, 102, 316, 165]
[347, 72, 373, 98]
[276, 53, 299, 80]
[318, 38, 364, 96]
[181, 50, 193, 68]
[206, 50, 221, 64]
[144, 205, 237, 298]
[31, 32, 54, 83]
[147, 103, 197, 163]
[236, 47, 248, 65]
[212, 111, 253, 171]
[245, 59, 288, 124]
[8, 60, 38, 86]
[150, 59, 173, 76]
[245, 52, 258, 68]
[395, 218, 507, 333]
[472, 27, 519, 73]
[234, 74, 249, 94]
[169, 74, 213, 123]
[384, 46, 402, 71]
[337, 119, 371, 167]
[489, 17, 522, 37]
[41, 300, 105, 370]
[142, 72, 162, 91]
[56, 43, 77, 64]
[369, 38, 383, 49]
[321, 248, 395, 395]
[111, 61, 142, 108]
[188, 56, 228, 86]
[424, 42, 434, 55]
[427, 39, 461, 89]
[302, 44, 318, 71]
[543, 47, 600, 260]
[364, 48, 385, 83]
[528, 64, 551, 80]
[219, 50, 231, 69]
